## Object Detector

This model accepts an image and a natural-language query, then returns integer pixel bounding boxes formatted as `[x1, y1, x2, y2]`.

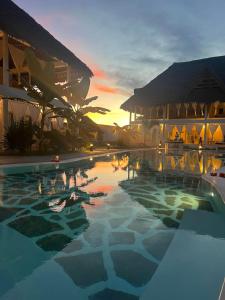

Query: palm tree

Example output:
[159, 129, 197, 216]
[23, 49, 70, 150]
[22, 49, 109, 150]
[60, 77, 110, 122]
[113, 123, 140, 146]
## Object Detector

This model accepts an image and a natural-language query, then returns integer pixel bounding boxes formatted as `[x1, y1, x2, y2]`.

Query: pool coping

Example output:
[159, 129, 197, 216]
[202, 173, 225, 205]
[0, 148, 152, 169]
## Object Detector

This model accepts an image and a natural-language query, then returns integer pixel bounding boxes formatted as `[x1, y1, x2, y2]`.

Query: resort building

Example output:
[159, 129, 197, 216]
[121, 55, 225, 148]
[0, 0, 92, 142]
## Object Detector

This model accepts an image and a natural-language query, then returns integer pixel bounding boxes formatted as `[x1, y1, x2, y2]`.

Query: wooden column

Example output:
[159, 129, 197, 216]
[162, 105, 166, 145]
[204, 104, 208, 145]
[166, 104, 169, 119]
[129, 111, 132, 125]
[134, 107, 137, 121]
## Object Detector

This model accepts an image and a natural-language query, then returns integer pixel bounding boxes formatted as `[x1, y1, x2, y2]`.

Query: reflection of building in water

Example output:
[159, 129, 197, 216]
[127, 150, 224, 178]
[111, 154, 129, 171]
[121, 56, 225, 148]
[120, 167, 214, 230]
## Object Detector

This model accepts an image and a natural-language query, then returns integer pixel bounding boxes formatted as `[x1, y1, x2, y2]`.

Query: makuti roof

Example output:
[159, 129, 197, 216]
[121, 55, 225, 112]
[0, 0, 93, 77]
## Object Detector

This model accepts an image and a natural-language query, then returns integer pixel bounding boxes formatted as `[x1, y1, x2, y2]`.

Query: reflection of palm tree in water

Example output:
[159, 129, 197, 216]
[38, 163, 106, 213]
[2, 161, 108, 242]
[0, 162, 109, 293]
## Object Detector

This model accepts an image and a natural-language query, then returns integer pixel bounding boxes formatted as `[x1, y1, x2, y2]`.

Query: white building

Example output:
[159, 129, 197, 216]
[121, 56, 225, 149]
[0, 0, 92, 145]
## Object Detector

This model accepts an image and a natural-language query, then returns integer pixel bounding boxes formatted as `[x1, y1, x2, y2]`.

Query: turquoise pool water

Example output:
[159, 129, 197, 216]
[0, 150, 221, 299]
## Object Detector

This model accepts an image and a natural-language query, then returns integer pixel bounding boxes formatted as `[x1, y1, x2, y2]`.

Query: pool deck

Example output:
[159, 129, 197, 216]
[0, 148, 138, 167]
[202, 169, 225, 205]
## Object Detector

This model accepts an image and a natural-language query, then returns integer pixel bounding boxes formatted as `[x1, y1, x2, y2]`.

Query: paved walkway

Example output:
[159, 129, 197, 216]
[0, 148, 124, 166]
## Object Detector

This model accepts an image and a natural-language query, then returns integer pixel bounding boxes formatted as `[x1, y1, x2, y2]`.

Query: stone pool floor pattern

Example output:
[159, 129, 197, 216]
[0, 169, 215, 299]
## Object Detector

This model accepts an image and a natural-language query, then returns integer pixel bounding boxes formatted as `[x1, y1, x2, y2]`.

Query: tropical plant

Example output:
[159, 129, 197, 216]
[113, 123, 140, 146]
[18, 48, 109, 151]
[5, 118, 38, 153]
[23, 48, 71, 150]
[58, 79, 110, 138]
[60, 76, 109, 115]
[42, 129, 71, 153]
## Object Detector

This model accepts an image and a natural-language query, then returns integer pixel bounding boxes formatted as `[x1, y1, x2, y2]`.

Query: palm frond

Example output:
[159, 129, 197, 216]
[81, 106, 110, 115]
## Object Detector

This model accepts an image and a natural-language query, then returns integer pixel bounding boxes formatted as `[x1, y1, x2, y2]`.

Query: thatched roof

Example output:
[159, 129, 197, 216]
[121, 55, 225, 112]
[0, 0, 93, 77]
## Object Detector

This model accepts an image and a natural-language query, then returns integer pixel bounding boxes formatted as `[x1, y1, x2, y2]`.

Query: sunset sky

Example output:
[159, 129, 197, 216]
[14, 0, 225, 126]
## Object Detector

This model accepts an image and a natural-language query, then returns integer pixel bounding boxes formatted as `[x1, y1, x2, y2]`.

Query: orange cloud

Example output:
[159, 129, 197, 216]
[95, 84, 119, 94]
[93, 67, 108, 79]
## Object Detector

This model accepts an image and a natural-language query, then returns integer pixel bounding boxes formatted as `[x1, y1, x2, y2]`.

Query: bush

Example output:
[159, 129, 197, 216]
[5, 118, 38, 153]
[43, 129, 70, 153]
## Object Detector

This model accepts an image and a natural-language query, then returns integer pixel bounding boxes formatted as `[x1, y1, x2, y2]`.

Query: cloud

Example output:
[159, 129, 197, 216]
[133, 56, 169, 66]
[92, 67, 108, 79]
[16, 0, 225, 128]
[94, 83, 130, 96]
[94, 84, 119, 94]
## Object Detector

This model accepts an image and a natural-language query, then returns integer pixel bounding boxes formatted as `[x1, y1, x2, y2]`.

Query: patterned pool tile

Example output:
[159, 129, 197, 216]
[56, 252, 107, 288]
[111, 250, 158, 286]
[9, 215, 63, 237]
[109, 232, 135, 246]
[0, 150, 218, 299]
[143, 231, 175, 260]
[36, 234, 72, 251]
[89, 288, 139, 300]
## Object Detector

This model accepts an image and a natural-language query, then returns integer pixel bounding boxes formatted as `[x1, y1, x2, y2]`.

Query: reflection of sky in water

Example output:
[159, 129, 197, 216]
[0, 150, 223, 300]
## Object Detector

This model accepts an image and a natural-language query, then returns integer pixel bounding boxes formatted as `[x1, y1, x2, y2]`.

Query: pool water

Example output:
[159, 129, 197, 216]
[0, 150, 221, 299]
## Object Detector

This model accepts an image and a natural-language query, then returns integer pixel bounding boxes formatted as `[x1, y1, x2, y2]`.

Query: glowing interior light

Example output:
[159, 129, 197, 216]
[211, 192, 214, 197]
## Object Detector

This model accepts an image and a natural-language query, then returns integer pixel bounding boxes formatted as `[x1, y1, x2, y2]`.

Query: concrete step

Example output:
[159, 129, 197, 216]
[141, 209, 225, 300]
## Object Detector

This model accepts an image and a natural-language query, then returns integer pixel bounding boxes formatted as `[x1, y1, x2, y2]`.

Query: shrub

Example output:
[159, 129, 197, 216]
[43, 129, 70, 153]
[5, 118, 38, 153]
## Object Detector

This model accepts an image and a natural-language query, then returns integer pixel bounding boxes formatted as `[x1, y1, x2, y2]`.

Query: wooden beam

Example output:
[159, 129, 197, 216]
[129, 111, 132, 125]
[204, 104, 208, 145]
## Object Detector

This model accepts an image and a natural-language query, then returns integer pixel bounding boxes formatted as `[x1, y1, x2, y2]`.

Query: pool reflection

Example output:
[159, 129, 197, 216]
[0, 150, 224, 299]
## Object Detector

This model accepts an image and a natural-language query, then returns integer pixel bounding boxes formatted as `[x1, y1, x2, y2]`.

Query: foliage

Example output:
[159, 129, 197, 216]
[5, 118, 38, 153]
[42, 129, 70, 153]
[60, 78, 109, 115]
[24, 48, 69, 150]
[9, 49, 110, 152]
[113, 123, 140, 146]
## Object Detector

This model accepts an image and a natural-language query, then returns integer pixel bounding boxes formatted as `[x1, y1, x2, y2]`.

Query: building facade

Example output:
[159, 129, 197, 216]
[121, 56, 225, 148]
[0, 0, 92, 144]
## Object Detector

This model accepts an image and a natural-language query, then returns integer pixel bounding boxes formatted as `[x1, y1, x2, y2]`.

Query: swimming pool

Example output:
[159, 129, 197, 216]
[0, 150, 223, 299]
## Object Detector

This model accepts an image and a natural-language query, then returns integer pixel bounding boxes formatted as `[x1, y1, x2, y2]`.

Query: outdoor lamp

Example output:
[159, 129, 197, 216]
[51, 155, 60, 163]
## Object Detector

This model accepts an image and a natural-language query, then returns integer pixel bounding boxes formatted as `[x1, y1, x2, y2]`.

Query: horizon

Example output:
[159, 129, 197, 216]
[13, 0, 225, 126]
